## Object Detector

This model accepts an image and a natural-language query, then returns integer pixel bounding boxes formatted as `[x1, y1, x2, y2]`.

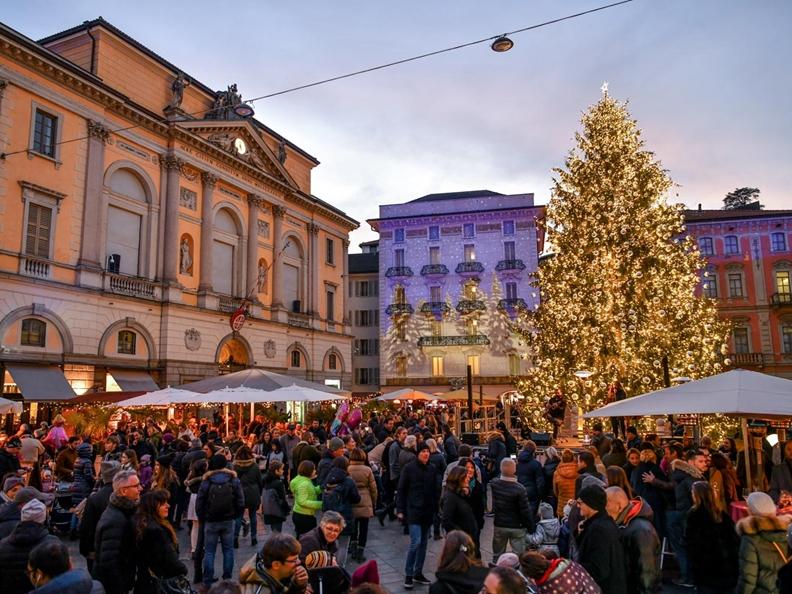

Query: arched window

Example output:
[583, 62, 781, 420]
[290, 350, 301, 368]
[20, 318, 46, 347]
[328, 353, 337, 370]
[106, 168, 148, 276]
[118, 330, 137, 355]
[213, 208, 241, 296]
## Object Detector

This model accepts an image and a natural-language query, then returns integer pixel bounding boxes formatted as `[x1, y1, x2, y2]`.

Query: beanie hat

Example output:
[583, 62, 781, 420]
[157, 454, 174, 469]
[578, 484, 607, 512]
[304, 550, 334, 569]
[208, 453, 227, 471]
[15, 486, 54, 506]
[747, 491, 776, 517]
[581, 474, 607, 490]
[328, 437, 344, 451]
[496, 552, 520, 569]
[101, 460, 121, 484]
[3, 476, 24, 493]
[351, 559, 380, 587]
[538, 501, 555, 521]
[21, 498, 47, 523]
[191, 438, 202, 449]
[162, 433, 175, 443]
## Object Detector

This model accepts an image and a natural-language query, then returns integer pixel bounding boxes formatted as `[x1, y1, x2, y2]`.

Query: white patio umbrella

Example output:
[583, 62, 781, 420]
[113, 387, 201, 408]
[584, 369, 792, 490]
[201, 385, 347, 404]
[375, 388, 439, 402]
[0, 397, 22, 415]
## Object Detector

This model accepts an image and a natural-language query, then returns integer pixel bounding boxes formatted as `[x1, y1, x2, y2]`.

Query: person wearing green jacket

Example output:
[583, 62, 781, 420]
[735, 491, 792, 594]
[290, 460, 322, 538]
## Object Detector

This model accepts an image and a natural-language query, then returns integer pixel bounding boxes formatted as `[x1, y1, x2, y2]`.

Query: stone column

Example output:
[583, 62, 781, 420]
[271, 205, 286, 310]
[342, 238, 351, 331]
[198, 172, 217, 292]
[161, 155, 183, 286]
[77, 119, 110, 287]
[308, 223, 320, 318]
[247, 194, 264, 300]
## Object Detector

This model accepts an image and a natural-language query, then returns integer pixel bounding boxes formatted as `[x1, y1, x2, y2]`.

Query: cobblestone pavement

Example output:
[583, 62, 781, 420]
[65, 510, 690, 594]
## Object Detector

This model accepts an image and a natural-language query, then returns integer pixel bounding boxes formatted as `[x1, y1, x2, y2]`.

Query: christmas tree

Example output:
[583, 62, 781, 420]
[513, 91, 729, 428]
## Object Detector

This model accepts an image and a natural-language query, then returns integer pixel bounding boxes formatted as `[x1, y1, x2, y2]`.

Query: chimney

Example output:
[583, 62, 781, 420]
[698, 203, 702, 211]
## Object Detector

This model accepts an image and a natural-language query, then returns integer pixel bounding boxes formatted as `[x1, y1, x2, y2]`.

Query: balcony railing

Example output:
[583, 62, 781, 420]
[20, 256, 51, 279]
[728, 352, 764, 366]
[456, 299, 486, 315]
[219, 296, 242, 313]
[420, 302, 451, 316]
[385, 266, 414, 278]
[495, 259, 526, 272]
[106, 273, 158, 299]
[385, 303, 414, 316]
[421, 264, 449, 276]
[771, 293, 792, 307]
[418, 334, 490, 347]
[498, 298, 529, 312]
[455, 261, 485, 275]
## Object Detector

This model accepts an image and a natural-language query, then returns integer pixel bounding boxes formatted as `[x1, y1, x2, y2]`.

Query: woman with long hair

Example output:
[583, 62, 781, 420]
[253, 431, 271, 471]
[685, 481, 738, 593]
[120, 449, 139, 472]
[133, 489, 188, 594]
[709, 452, 738, 515]
[429, 530, 488, 594]
[605, 465, 633, 499]
[441, 467, 480, 557]
[152, 456, 180, 526]
[348, 447, 377, 562]
[185, 458, 207, 558]
[233, 445, 263, 548]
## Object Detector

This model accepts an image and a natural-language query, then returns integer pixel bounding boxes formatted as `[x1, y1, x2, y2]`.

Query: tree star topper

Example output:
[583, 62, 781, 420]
[601, 81, 609, 96]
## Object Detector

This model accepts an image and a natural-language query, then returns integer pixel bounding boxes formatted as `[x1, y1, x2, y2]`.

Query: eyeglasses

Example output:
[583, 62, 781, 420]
[283, 556, 300, 565]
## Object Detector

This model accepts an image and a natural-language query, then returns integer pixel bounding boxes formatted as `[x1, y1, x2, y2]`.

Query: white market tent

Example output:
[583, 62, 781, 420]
[0, 397, 22, 415]
[375, 388, 439, 402]
[113, 387, 200, 408]
[584, 369, 792, 490]
[202, 385, 347, 404]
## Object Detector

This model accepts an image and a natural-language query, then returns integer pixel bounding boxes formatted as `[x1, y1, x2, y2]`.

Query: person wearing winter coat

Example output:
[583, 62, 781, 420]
[0, 499, 60, 594]
[298, 511, 343, 564]
[575, 451, 605, 498]
[72, 442, 96, 503]
[78, 461, 120, 571]
[233, 446, 263, 547]
[526, 502, 561, 556]
[486, 432, 508, 478]
[94, 470, 142, 594]
[575, 484, 628, 594]
[666, 452, 707, 586]
[497, 422, 518, 457]
[488, 457, 534, 562]
[685, 481, 739, 594]
[398, 435, 418, 475]
[516, 440, 545, 513]
[290, 461, 323, 537]
[321, 454, 361, 563]
[442, 426, 459, 464]
[542, 447, 560, 505]
[429, 530, 489, 594]
[261, 460, 289, 533]
[138, 454, 153, 490]
[605, 488, 660, 594]
[238, 533, 308, 594]
[133, 489, 188, 594]
[736, 492, 792, 594]
[26, 540, 105, 594]
[629, 449, 668, 539]
[602, 439, 628, 469]
[520, 551, 602, 594]
[317, 437, 345, 488]
[442, 467, 480, 547]
[554, 449, 579, 517]
[348, 448, 377, 561]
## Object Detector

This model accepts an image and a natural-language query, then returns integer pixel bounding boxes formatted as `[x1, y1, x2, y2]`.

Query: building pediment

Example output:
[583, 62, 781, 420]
[177, 120, 297, 190]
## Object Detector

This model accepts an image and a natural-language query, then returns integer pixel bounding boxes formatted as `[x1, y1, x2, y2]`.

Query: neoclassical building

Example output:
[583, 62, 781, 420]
[0, 18, 356, 408]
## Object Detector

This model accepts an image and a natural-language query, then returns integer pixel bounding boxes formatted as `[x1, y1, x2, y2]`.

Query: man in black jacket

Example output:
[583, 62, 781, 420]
[0, 437, 22, 480]
[606, 487, 660, 594]
[78, 460, 120, 571]
[488, 457, 534, 564]
[0, 499, 59, 594]
[575, 484, 628, 594]
[397, 443, 438, 590]
[94, 469, 141, 594]
[516, 440, 545, 514]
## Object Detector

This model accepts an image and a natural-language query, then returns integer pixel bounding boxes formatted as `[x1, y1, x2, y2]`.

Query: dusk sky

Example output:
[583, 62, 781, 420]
[6, 1, 791, 250]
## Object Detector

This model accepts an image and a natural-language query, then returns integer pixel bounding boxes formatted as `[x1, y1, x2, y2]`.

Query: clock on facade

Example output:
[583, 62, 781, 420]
[233, 137, 247, 155]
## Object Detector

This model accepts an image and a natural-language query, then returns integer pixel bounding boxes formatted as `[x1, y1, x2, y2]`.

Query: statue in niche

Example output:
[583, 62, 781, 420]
[168, 73, 190, 109]
[257, 260, 268, 293]
[180, 237, 193, 275]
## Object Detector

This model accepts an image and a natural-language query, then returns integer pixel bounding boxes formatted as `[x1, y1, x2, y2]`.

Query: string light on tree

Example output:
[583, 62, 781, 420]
[513, 91, 730, 429]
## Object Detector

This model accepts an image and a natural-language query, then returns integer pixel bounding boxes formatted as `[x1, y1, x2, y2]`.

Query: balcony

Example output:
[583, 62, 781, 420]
[385, 303, 414, 316]
[771, 293, 792, 308]
[420, 302, 451, 316]
[455, 261, 485, 276]
[385, 266, 414, 278]
[728, 352, 764, 366]
[495, 259, 526, 272]
[105, 273, 158, 300]
[418, 334, 490, 347]
[19, 256, 51, 280]
[498, 298, 529, 313]
[219, 295, 243, 313]
[456, 299, 486, 315]
[421, 264, 449, 276]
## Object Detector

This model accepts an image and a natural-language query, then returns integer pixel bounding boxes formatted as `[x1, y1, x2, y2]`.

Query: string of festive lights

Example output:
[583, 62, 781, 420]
[0, 0, 636, 160]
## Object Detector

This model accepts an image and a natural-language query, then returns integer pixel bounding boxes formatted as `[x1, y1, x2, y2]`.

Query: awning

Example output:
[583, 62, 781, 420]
[4, 364, 76, 401]
[66, 391, 145, 405]
[107, 369, 159, 392]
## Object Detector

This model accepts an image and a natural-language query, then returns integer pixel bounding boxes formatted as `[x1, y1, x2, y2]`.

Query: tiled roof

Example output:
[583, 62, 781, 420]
[349, 252, 378, 274]
[408, 190, 504, 203]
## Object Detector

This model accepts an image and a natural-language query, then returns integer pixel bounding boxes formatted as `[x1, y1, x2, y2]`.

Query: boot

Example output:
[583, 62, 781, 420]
[355, 546, 367, 562]
[349, 540, 358, 561]
[375, 508, 386, 527]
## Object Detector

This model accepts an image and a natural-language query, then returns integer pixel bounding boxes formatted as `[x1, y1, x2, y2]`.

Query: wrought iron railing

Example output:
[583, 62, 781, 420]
[498, 298, 528, 311]
[418, 334, 490, 347]
[385, 266, 414, 278]
[421, 264, 449, 276]
[495, 259, 526, 271]
[455, 262, 485, 274]
[456, 299, 486, 315]
[385, 303, 414, 316]
[420, 302, 451, 315]
[771, 292, 792, 306]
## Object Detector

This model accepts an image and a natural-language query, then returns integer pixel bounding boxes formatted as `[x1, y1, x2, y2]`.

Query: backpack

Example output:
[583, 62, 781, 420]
[322, 483, 344, 514]
[206, 479, 234, 520]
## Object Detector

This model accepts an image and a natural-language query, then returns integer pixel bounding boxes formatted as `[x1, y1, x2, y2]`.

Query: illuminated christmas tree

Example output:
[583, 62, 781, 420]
[513, 90, 730, 428]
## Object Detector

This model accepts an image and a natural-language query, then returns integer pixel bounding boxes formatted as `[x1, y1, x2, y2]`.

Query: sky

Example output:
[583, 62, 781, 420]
[5, 1, 791, 250]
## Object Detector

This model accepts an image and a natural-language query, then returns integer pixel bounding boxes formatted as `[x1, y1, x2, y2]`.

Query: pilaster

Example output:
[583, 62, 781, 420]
[308, 222, 320, 320]
[246, 194, 265, 300]
[77, 119, 111, 289]
[160, 154, 183, 299]
[197, 172, 218, 309]
[270, 204, 287, 322]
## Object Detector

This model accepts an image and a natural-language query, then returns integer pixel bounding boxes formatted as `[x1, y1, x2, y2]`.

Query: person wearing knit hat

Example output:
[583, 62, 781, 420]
[0, 496, 59, 593]
[317, 437, 345, 488]
[1, 476, 24, 502]
[100, 460, 121, 485]
[575, 483, 627, 594]
[747, 491, 777, 517]
[14, 486, 54, 507]
[351, 559, 380, 587]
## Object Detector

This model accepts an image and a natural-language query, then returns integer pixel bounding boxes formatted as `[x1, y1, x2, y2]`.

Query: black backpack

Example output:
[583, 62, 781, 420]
[322, 483, 344, 514]
[206, 480, 234, 520]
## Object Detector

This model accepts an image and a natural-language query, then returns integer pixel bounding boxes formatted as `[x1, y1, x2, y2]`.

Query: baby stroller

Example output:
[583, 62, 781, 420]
[50, 480, 74, 535]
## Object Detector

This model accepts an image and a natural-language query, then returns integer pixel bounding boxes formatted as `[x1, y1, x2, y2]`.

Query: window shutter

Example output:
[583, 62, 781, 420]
[26, 204, 52, 258]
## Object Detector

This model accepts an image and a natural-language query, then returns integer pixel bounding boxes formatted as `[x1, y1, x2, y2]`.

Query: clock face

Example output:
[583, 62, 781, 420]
[233, 137, 247, 155]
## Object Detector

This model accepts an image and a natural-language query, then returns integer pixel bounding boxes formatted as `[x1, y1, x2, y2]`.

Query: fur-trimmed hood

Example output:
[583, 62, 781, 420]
[202, 467, 237, 480]
[736, 514, 792, 537]
[671, 459, 704, 479]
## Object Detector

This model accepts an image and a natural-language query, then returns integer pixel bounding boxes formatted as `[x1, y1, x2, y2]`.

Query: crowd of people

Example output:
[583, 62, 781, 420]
[2, 410, 792, 593]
